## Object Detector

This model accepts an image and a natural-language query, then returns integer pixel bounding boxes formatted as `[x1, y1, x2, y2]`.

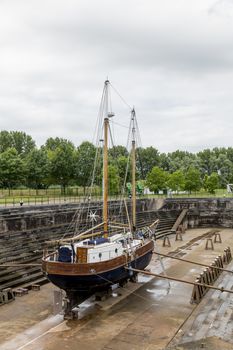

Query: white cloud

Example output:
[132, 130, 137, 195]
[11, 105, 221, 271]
[209, 0, 233, 17]
[0, 0, 233, 152]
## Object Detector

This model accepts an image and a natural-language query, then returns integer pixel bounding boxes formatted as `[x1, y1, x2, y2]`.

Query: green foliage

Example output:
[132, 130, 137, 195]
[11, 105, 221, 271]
[0, 130, 233, 196]
[0, 131, 35, 156]
[204, 172, 219, 194]
[49, 141, 76, 193]
[75, 141, 96, 192]
[108, 165, 120, 195]
[146, 166, 168, 193]
[25, 149, 50, 190]
[44, 137, 74, 151]
[111, 155, 130, 186]
[168, 151, 198, 173]
[109, 146, 128, 159]
[0, 148, 25, 191]
[0, 131, 13, 152]
[136, 180, 144, 195]
[197, 149, 217, 176]
[203, 174, 209, 191]
[159, 153, 171, 172]
[184, 167, 202, 193]
[167, 170, 185, 191]
[137, 146, 160, 179]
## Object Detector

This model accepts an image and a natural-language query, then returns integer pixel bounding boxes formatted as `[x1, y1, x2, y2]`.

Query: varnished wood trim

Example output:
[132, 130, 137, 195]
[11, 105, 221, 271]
[42, 240, 154, 276]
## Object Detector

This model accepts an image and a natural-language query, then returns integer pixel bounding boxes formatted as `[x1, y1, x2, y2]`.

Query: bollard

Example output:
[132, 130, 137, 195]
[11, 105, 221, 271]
[214, 232, 222, 243]
[191, 279, 201, 304]
[223, 248, 228, 264]
[162, 236, 171, 247]
[207, 267, 213, 284]
[225, 247, 232, 263]
[175, 231, 183, 241]
[177, 224, 185, 234]
[204, 268, 211, 286]
[211, 263, 218, 281]
[218, 255, 224, 268]
[191, 248, 233, 305]
[214, 259, 220, 278]
[205, 238, 214, 250]
[199, 273, 206, 296]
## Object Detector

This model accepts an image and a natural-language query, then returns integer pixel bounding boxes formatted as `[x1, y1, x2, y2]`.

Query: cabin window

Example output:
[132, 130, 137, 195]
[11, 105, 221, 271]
[115, 248, 118, 254]
[99, 253, 102, 258]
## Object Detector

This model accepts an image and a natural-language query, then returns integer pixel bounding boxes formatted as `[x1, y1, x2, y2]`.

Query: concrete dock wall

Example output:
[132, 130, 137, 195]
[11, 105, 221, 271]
[0, 198, 164, 235]
[163, 198, 233, 228]
[1, 197, 233, 236]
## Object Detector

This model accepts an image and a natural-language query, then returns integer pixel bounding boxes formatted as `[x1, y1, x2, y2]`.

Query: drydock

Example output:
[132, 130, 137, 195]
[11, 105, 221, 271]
[0, 198, 233, 350]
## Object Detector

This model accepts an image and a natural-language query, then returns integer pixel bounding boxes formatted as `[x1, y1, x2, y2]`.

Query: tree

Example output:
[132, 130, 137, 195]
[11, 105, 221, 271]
[10, 131, 36, 156]
[0, 148, 26, 194]
[110, 155, 131, 189]
[146, 166, 168, 193]
[108, 165, 120, 195]
[25, 149, 50, 192]
[109, 145, 128, 159]
[0, 131, 13, 153]
[203, 174, 209, 191]
[49, 142, 76, 194]
[137, 147, 160, 179]
[184, 167, 202, 193]
[167, 170, 185, 192]
[204, 172, 219, 194]
[197, 149, 217, 176]
[75, 141, 96, 193]
[215, 154, 233, 188]
[44, 137, 74, 151]
[167, 150, 198, 173]
[0, 131, 35, 156]
[159, 153, 172, 172]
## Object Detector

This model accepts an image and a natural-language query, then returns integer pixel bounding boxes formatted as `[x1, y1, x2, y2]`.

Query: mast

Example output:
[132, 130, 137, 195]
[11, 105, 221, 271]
[103, 115, 109, 237]
[131, 108, 136, 231]
[103, 80, 113, 237]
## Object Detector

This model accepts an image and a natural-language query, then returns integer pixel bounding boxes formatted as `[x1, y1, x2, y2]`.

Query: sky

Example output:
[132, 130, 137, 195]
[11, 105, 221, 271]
[1, 0, 233, 153]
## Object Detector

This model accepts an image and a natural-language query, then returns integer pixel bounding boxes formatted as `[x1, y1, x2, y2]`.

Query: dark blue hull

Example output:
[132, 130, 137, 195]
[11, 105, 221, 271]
[47, 249, 153, 295]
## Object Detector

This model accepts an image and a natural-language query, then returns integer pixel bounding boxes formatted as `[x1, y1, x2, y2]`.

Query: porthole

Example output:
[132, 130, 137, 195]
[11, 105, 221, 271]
[115, 248, 118, 253]
[99, 253, 102, 258]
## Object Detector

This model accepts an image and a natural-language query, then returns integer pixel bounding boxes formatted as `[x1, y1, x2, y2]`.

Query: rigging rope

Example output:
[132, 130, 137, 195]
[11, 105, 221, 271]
[109, 82, 132, 111]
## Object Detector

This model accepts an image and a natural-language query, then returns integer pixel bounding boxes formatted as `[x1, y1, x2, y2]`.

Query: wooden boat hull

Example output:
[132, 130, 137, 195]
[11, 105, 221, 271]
[42, 240, 154, 295]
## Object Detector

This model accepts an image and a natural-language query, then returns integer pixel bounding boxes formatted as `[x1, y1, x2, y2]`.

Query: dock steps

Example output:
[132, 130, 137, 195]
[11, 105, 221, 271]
[171, 209, 188, 233]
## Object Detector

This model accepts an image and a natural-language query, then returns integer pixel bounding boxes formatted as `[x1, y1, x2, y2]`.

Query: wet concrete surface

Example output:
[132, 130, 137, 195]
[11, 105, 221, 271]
[169, 260, 233, 349]
[0, 228, 233, 350]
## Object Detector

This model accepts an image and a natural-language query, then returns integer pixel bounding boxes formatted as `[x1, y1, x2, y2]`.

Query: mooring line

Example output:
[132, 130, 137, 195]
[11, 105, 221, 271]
[153, 251, 233, 274]
[125, 267, 233, 294]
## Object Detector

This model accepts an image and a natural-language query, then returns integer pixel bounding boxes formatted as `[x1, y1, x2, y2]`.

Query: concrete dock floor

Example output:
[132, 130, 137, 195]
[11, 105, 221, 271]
[0, 228, 232, 350]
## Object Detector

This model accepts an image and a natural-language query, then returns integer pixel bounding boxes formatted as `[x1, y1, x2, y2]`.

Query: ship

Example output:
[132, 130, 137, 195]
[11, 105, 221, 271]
[42, 80, 155, 318]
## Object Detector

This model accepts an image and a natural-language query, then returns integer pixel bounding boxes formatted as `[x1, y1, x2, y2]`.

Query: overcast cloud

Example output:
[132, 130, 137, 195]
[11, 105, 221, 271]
[0, 0, 233, 152]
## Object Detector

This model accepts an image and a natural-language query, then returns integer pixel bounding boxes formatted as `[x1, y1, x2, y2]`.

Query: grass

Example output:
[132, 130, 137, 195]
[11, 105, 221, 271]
[0, 187, 232, 207]
[146, 188, 233, 198]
